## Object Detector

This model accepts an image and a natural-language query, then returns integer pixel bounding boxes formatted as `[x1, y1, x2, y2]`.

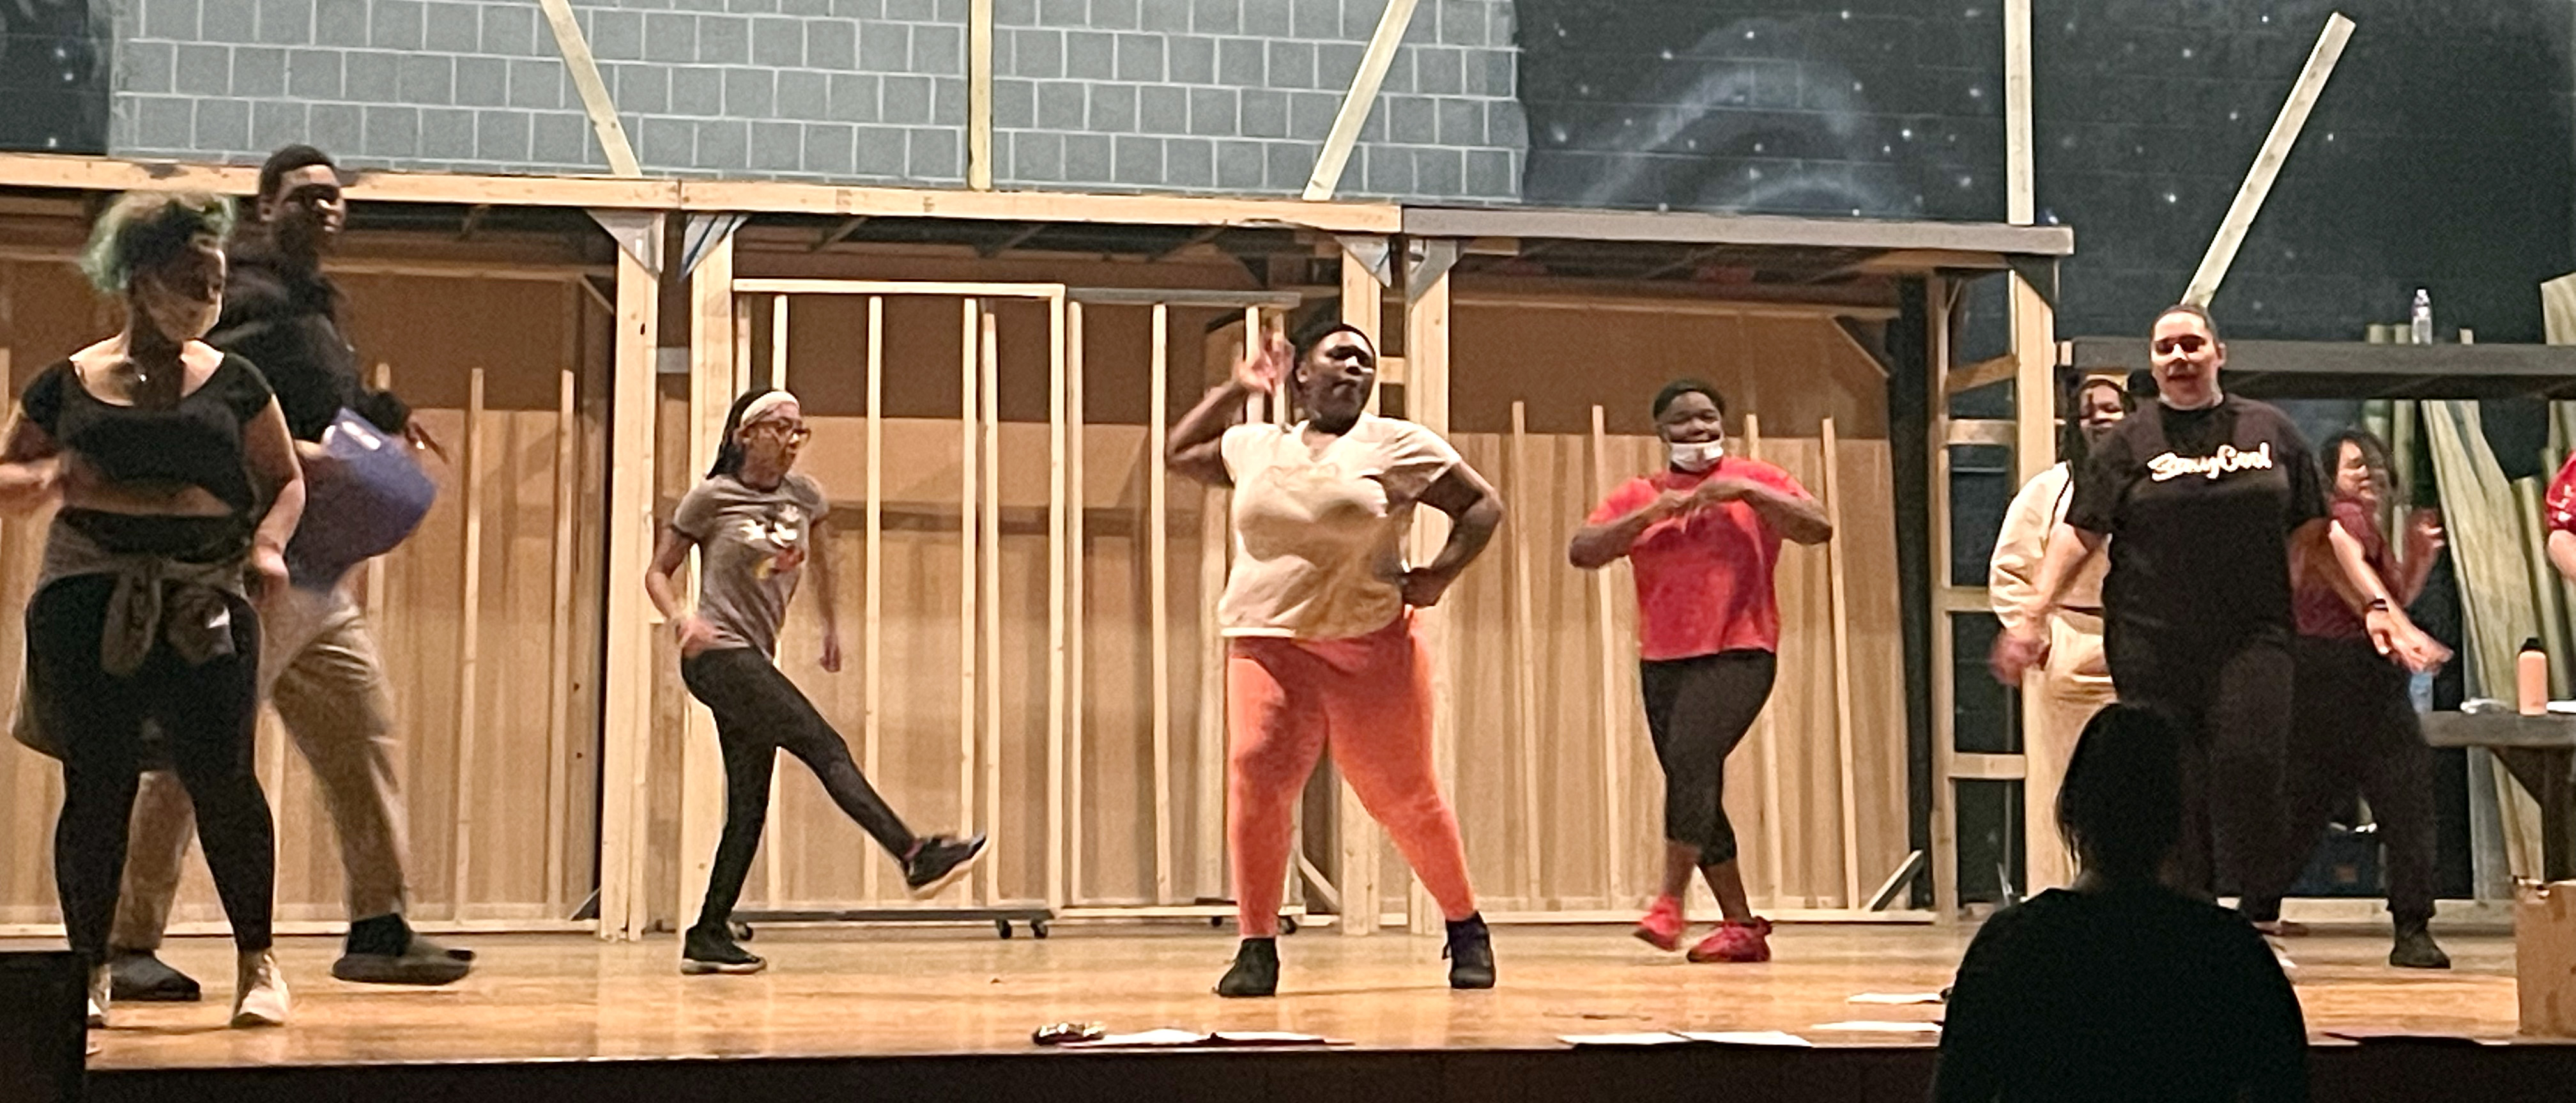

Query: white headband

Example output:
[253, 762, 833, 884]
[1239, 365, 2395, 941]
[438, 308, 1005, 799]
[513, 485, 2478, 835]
[739, 390, 799, 428]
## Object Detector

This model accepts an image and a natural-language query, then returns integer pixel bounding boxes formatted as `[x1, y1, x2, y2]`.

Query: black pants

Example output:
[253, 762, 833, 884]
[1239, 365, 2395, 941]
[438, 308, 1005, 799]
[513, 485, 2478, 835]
[29, 575, 272, 959]
[680, 647, 916, 931]
[1640, 650, 1777, 867]
[2104, 626, 2292, 899]
[2242, 635, 2437, 925]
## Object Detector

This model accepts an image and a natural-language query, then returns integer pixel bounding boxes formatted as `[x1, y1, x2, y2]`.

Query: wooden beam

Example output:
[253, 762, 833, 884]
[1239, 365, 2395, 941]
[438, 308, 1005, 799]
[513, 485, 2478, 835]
[1509, 400, 1542, 904]
[979, 306, 1004, 904]
[1404, 244, 1457, 935]
[535, 0, 642, 176]
[2183, 13, 2356, 306]
[1338, 254, 1386, 934]
[1303, 0, 1422, 201]
[452, 367, 488, 907]
[596, 220, 661, 939]
[1821, 416, 1862, 908]
[459, 203, 491, 240]
[968, 0, 995, 190]
[1590, 405, 1627, 908]
[733, 278, 1064, 298]
[1926, 279, 1961, 924]
[769, 295, 788, 391]
[544, 334, 578, 914]
[862, 295, 885, 902]
[1403, 205, 2073, 257]
[0, 153, 1407, 232]
[979, 221, 1047, 258]
[956, 299, 980, 901]
[1046, 290, 1068, 911]
[813, 215, 871, 251]
[1744, 413, 1788, 907]
[2004, 0, 2034, 226]
[678, 229, 736, 927]
[1945, 353, 2020, 397]
[1148, 302, 1174, 906]
[2012, 277, 2057, 485]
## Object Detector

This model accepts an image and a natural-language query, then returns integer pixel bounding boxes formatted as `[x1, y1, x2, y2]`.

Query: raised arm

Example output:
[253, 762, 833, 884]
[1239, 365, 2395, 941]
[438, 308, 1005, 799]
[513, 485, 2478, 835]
[1166, 331, 1288, 488]
[1402, 462, 1504, 608]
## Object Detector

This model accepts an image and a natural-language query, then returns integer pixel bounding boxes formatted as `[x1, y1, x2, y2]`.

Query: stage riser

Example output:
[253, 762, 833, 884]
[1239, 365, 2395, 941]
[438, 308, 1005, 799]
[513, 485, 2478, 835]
[87, 1045, 2576, 1103]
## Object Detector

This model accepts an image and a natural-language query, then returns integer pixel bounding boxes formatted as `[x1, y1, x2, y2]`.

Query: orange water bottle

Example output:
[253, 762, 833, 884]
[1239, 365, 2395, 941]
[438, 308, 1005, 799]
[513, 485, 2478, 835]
[2519, 638, 2549, 716]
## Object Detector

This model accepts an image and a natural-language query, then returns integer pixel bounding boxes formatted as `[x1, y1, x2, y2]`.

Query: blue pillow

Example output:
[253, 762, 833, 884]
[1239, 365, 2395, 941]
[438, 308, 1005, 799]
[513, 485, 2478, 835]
[284, 408, 437, 589]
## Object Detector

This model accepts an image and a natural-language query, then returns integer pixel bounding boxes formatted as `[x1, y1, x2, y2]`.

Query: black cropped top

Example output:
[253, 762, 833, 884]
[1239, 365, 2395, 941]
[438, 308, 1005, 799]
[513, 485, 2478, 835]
[20, 355, 276, 557]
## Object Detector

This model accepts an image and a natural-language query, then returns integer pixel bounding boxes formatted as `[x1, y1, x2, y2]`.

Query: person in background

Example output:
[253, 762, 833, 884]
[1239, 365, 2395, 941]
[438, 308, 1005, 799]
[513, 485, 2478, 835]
[1993, 304, 2446, 906]
[2239, 430, 2451, 968]
[1568, 380, 1831, 963]
[646, 389, 985, 976]
[1165, 317, 1504, 998]
[0, 192, 303, 1028]
[1933, 704, 2310, 1102]
[2543, 445, 2576, 582]
[105, 145, 471, 1002]
[1989, 376, 2131, 893]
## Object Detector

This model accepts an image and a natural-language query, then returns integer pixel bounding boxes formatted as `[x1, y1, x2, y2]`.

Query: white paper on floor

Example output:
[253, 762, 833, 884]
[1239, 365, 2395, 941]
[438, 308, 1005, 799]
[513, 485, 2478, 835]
[1846, 992, 1946, 1005]
[1561, 1032, 1697, 1047]
[1809, 1020, 1943, 1034]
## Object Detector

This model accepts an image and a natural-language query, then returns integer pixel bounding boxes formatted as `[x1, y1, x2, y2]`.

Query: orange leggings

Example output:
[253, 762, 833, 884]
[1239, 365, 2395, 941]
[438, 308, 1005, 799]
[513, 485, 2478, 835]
[1227, 614, 1478, 936]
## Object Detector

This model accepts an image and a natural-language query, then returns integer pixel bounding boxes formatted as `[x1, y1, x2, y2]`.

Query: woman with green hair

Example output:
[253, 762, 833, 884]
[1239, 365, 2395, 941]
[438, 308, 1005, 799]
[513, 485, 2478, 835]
[0, 191, 305, 1028]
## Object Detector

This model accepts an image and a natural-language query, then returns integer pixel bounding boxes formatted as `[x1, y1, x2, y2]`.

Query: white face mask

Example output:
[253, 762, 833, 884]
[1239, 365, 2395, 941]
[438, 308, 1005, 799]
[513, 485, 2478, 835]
[1667, 438, 1725, 472]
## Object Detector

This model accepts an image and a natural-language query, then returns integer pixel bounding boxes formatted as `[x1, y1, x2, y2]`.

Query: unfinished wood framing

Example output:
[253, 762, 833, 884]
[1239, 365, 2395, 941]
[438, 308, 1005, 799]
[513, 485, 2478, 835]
[546, 364, 578, 913]
[957, 298, 981, 897]
[1147, 303, 1174, 904]
[862, 296, 886, 903]
[452, 367, 489, 907]
[978, 307, 1003, 904]
[1926, 279, 1961, 923]
[1508, 399, 1545, 904]
[968, 0, 995, 190]
[1303, 0, 1422, 200]
[597, 220, 662, 939]
[1820, 416, 1862, 907]
[1403, 242, 1459, 934]
[1338, 245, 1387, 934]
[678, 233, 737, 926]
[1588, 405, 1627, 905]
[1742, 413, 1789, 905]
[1046, 292, 1069, 910]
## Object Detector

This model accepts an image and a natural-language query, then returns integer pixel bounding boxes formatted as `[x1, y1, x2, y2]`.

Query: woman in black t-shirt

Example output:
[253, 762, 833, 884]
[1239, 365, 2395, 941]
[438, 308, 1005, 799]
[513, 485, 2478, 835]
[1992, 304, 2442, 900]
[0, 193, 306, 1030]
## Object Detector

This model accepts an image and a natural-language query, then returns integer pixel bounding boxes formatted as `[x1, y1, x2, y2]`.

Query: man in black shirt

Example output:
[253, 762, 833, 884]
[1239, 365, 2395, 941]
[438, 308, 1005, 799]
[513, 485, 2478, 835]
[1993, 304, 2441, 902]
[109, 146, 472, 1000]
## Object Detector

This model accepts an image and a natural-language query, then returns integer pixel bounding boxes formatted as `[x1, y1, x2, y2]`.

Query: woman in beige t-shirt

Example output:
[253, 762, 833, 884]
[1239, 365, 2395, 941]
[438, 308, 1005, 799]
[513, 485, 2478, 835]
[1167, 320, 1505, 998]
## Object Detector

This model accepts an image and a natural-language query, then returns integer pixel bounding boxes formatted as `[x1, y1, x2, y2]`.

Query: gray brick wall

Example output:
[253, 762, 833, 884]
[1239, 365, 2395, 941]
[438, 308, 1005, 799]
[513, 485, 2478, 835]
[105, 0, 1520, 200]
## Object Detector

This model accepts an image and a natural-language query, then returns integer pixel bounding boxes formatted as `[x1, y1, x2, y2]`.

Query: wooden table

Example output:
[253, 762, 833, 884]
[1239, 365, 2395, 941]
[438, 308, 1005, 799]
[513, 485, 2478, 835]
[2420, 711, 2576, 881]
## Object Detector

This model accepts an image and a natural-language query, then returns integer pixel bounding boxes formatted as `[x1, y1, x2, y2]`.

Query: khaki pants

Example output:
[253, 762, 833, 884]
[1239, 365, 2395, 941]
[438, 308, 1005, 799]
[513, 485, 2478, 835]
[111, 585, 408, 950]
[2025, 611, 2115, 893]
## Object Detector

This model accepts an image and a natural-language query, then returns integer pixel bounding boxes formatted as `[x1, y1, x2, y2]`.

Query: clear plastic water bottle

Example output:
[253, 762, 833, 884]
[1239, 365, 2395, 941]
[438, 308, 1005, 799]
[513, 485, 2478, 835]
[2411, 289, 2433, 344]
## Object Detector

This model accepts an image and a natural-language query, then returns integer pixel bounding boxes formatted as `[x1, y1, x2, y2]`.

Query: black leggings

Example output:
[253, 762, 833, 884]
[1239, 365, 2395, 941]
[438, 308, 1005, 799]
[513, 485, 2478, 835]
[2104, 626, 2292, 899]
[680, 647, 916, 931]
[29, 575, 272, 959]
[2243, 635, 2436, 925]
[1640, 650, 1777, 867]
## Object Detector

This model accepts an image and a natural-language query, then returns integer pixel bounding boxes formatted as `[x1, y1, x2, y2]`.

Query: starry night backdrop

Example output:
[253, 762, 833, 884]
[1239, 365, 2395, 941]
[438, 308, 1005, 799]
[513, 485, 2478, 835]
[1517, 0, 2576, 344]
[0, 0, 111, 155]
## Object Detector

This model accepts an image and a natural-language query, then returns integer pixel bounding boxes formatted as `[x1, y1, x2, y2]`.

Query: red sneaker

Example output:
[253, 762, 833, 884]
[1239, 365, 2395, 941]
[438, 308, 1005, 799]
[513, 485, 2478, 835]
[1632, 897, 1687, 952]
[1687, 917, 1773, 963]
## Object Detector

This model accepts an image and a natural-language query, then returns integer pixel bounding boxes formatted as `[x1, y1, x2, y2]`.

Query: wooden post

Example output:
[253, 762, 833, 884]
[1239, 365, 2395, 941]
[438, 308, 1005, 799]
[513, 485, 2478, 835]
[979, 306, 1004, 904]
[1590, 405, 1627, 906]
[678, 231, 735, 924]
[1821, 416, 1862, 908]
[365, 363, 394, 626]
[546, 364, 578, 911]
[1744, 413, 1786, 907]
[1403, 242, 1457, 934]
[770, 295, 789, 391]
[862, 296, 885, 902]
[598, 227, 660, 939]
[1928, 279, 1961, 923]
[956, 298, 980, 899]
[764, 288, 788, 904]
[1047, 293, 1069, 911]
[1198, 318, 1238, 903]
[1068, 298, 1087, 907]
[1509, 400, 1542, 903]
[733, 297, 751, 396]
[1149, 302, 1175, 905]
[1339, 250, 1386, 933]
[452, 367, 487, 907]
[967, 0, 995, 190]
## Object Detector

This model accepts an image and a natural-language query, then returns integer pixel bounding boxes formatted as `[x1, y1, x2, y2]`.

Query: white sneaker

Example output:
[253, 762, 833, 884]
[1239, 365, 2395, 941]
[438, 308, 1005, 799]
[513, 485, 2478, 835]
[229, 950, 289, 1028]
[85, 963, 109, 1029]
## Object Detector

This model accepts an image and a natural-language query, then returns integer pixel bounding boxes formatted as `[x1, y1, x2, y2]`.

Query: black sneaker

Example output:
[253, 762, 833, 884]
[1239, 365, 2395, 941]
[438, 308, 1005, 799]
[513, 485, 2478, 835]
[1445, 914, 1496, 990]
[1215, 937, 1279, 998]
[109, 950, 201, 1003]
[333, 936, 475, 986]
[903, 833, 988, 899]
[680, 926, 767, 976]
[2390, 920, 2451, 969]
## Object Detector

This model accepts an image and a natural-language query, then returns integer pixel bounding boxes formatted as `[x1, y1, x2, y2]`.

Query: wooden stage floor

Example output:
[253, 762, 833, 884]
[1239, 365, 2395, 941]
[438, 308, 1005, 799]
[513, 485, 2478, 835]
[42, 920, 2529, 1070]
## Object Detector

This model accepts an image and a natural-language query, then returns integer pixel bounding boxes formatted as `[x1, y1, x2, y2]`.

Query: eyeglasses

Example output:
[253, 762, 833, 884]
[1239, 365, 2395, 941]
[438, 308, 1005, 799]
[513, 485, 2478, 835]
[748, 421, 811, 444]
[2151, 335, 2209, 355]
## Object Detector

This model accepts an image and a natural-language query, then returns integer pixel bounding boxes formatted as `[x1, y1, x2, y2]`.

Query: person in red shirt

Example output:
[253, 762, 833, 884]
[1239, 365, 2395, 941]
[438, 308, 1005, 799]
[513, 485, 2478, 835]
[2546, 449, 2576, 583]
[1569, 380, 1832, 962]
[2239, 429, 2453, 968]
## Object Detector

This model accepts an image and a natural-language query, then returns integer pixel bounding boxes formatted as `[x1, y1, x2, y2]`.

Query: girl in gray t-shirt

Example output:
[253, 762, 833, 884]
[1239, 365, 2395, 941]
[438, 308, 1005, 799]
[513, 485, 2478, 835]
[644, 389, 985, 975]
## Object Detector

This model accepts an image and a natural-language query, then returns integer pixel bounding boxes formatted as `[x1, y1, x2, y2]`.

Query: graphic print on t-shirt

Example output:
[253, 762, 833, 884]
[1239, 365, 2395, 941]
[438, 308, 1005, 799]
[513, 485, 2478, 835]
[742, 504, 809, 579]
[2145, 442, 2273, 482]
